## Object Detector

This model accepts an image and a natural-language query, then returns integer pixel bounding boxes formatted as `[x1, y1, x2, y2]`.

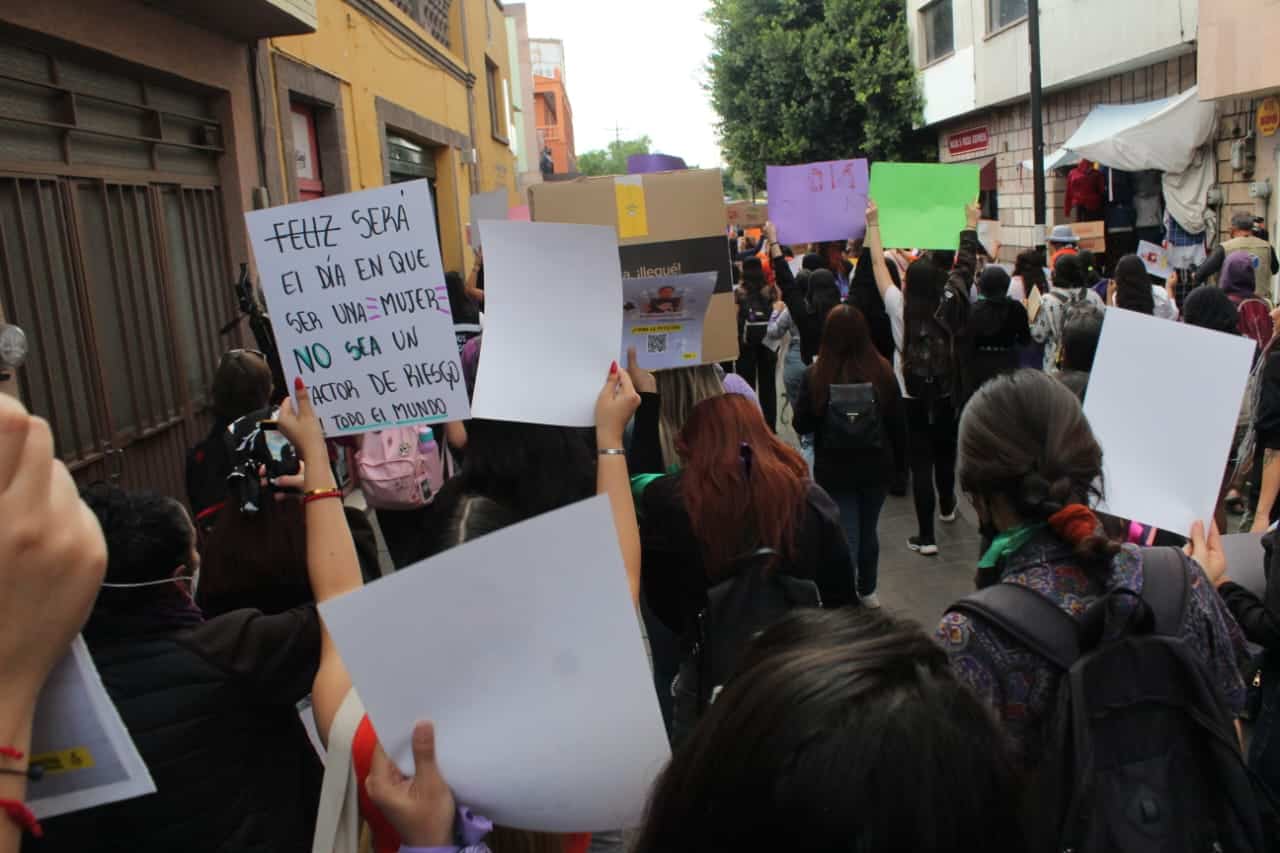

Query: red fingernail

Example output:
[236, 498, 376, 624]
[294, 376, 305, 391]
[609, 361, 618, 375]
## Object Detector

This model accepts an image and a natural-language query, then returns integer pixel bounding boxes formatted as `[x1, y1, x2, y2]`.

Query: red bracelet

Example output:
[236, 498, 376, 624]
[303, 488, 342, 505]
[0, 748, 22, 762]
[0, 799, 42, 838]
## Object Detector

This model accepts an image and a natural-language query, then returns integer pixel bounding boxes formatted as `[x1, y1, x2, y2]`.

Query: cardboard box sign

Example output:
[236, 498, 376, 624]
[530, 169, 738, 365]
[1073, 221, 1106, 253]
[726, 201, 768, 229]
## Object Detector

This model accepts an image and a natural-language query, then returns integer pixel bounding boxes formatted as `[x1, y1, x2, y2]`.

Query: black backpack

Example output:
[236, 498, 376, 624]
[902, 320, 954, 400]
[947, 548, 1279, 853]
[823, 383, 884, 452]
[741, 302, 770, 347]
[670, 548, 821, 745]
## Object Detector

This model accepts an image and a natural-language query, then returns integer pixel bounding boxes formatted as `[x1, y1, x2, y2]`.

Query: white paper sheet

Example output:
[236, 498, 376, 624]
[470, 221, 624, 426]
[1083, 309, 1254, 535]
[245, 181, 471, 436]
[318, 496, 671, 832]
[622, 271, 718, 369]
[27, 637, 155, 819]
[1221, 532, 1267, 599]
[469, 190, 509, 249]
[1137, 239, 1172, 278]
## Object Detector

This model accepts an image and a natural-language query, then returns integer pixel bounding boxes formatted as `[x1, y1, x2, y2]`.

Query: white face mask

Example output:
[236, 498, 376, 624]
[102, 566, 200, 600]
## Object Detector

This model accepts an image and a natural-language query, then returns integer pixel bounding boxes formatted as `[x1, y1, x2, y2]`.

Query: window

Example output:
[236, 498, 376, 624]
[987, 0, 1027, 32]
[921, 0, 954, 64]
[486, 58, 506, 140]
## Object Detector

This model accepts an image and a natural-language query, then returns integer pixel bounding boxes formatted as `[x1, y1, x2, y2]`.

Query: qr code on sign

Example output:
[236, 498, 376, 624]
[646, 334, 668, 354]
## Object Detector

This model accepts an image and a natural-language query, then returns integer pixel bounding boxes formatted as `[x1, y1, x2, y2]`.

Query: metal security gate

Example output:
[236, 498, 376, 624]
[0, 35, 236, 500]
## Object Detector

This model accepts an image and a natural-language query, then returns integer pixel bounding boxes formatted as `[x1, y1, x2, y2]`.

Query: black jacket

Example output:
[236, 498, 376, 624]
[1218, 528, 1280, 660]
[32, 606, 323, 853]
[961, 297, 1031, 405]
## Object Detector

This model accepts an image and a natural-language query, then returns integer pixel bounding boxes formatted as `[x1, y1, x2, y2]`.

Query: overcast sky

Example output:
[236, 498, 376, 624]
[520, 0, 724, 169]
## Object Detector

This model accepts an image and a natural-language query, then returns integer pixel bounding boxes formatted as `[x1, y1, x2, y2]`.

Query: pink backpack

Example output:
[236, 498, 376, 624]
[355, 426, 448, 511]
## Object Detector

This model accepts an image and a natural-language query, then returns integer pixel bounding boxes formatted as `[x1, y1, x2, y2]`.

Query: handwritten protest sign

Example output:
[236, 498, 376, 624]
[622, 271, 718, 369]
[869, 162, 979, 250]
[767, 159, 869, 245]
[245, 180, 470, 436]
[725, 201, 767, 229]
[1137, 239, 1171, 278]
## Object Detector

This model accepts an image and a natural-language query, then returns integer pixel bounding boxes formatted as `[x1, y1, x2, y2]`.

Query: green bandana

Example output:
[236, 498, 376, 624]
[977, 523, 1046, 570]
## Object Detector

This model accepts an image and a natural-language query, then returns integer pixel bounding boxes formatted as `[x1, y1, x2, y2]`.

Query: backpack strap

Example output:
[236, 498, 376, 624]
[1137, 546, 1190, 637]
[948, 583, 1081, 671]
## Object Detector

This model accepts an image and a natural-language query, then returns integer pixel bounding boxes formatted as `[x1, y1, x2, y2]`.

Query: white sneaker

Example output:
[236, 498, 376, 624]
[859, 592, 882, 609]
[908, 536, 939, 556]
[939, 501, 958, 523]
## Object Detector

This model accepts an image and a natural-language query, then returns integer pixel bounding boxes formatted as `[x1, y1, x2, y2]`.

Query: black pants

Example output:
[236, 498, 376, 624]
[905, 395, 958, 541]
[736, 343, 778, 431]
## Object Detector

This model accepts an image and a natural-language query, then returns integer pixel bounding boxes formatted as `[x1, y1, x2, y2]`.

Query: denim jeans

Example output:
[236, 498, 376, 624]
[832, 485, 887, 597]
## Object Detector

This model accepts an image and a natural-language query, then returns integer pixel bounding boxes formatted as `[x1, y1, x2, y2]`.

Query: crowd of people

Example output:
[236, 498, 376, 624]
[3, 189, 1280, 853]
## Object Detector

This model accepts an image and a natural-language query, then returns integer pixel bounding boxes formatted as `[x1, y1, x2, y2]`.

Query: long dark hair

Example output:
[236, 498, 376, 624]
[903, 257, 947, 347]
[445, 271, 479, 325]
[958, 369, 1119, 578]
[458, 420, 596, 520]
[1013, 249, 1047, 294]
[810, 305, 896, 414]
[633, 608, 1026, 853]
[1112, 255, 1155, 315]
[805, 268, 840, 319]
[677, 395, 809, 579]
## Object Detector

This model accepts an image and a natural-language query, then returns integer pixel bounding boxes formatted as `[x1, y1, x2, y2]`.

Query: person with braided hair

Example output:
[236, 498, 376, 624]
[936, 369, 1249, 770]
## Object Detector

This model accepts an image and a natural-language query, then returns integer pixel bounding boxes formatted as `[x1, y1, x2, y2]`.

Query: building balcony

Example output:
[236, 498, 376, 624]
[388, 0, 454, 48]
[148, 0, 318, 39]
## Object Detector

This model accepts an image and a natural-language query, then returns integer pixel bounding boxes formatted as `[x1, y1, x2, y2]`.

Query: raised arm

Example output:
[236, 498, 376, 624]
[596, 360, 643, 605]
[464, 248, 485, 305]
[277, 379, 364, 744]
[0, 395, 107, 853]
[864, 201, 896, 300]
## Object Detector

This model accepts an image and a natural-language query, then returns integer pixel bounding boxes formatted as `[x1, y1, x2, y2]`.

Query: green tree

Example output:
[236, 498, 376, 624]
[707, 0, 931, 188]
[577, 135, 654, 177]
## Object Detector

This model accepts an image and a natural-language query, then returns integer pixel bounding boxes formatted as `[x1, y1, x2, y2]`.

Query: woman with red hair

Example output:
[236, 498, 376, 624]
[631, 391, 856, 734]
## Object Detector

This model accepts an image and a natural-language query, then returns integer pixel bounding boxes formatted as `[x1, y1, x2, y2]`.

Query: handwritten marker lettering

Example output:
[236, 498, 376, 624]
[245, 180, 471, 435]
[267, 216, 341, 253]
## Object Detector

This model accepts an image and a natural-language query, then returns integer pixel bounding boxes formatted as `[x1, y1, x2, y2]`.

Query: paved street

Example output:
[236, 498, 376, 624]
[873, 493, 983, 629]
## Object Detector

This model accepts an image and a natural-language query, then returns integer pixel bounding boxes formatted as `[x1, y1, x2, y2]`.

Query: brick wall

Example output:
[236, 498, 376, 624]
[939, 54, 1199, 261]
[1215, 97, 1280, 233]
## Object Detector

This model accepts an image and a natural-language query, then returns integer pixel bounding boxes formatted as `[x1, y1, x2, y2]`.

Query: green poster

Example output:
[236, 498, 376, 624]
[868, 162, 980, 250]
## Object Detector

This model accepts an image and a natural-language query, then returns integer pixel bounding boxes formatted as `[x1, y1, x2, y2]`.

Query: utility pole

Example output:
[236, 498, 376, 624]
[1029, 0, 1046, 252]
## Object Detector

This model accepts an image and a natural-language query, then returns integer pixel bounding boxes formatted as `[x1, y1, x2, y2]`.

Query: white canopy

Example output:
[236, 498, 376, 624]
[1016, 86, 1217, 233]
[1019, 147, 1078, 173]
[1061, 86, 1216, 174]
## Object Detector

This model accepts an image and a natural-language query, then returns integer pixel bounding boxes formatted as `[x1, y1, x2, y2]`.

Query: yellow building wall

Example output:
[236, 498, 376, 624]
[267, 0, 516, 273]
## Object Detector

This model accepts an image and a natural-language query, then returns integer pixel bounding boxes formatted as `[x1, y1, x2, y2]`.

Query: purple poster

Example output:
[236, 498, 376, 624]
[766, 159, 869, 245]
[627, 153, 688, 174]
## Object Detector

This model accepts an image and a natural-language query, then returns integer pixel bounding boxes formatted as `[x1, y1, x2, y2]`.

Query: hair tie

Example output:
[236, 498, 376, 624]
[1048, 504, 1098, 546]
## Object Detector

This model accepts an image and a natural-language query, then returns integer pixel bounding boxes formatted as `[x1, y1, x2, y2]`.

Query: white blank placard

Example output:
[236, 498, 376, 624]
[1083, 308, 1254, 535]
[471, 221, 623, 426]
[318, 496, 670, 831]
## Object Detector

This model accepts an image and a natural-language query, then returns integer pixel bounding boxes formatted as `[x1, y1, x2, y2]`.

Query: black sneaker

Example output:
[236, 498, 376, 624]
[908, 536, 939, 556]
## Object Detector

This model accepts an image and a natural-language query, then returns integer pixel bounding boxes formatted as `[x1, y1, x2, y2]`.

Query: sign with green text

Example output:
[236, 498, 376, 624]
[869, 162, 979, 250]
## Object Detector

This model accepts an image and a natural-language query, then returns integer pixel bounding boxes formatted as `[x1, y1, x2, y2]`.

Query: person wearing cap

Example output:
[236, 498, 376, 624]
[1045, 224, 1080, 268]
[1193, 211, 1279, 299]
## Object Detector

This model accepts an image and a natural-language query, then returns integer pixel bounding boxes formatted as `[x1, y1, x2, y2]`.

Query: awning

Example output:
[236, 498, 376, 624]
[1020, 147, 1079, 173]
[979, 157, 997, 191]
[1061, 86, 1216, 174]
